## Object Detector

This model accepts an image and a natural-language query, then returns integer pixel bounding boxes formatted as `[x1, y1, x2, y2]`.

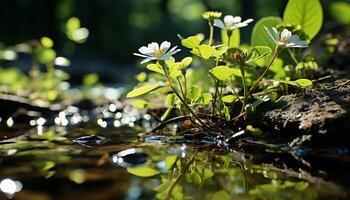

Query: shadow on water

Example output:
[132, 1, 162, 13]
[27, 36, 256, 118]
[0, 95, 349, 200]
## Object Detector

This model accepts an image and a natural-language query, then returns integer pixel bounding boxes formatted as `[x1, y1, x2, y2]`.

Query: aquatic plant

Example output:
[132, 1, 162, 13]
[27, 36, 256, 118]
[127, 0, 323, 132]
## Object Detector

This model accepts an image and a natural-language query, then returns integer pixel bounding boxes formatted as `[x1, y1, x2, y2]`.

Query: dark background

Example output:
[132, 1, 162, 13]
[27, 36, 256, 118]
[0, 0, 341, 83]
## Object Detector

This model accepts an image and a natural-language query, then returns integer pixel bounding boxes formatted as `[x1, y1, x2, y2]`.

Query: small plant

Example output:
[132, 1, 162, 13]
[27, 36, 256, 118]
[127, 0, 323, 133]
[0, 17, 89, 102]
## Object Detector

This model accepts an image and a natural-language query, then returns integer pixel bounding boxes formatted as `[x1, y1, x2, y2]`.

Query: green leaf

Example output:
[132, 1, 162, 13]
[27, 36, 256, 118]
[247, 46, 272, 64]
[41, 37, 54, 48]
[210, 66, 234, 81]
[330, 2, 350, 25]
[169, 70, 182, 79]
[167, 93, 176, 106]
[127, 166, 160, 177]
[221, 29, 240, 48]
[126, 84, 162, 98]
[135, 72, 147, 82]
[165, 155, 177, 170]
[187, 85, 201, 102]
[147, 63, 164, 75]
[269, 58, 286, 79]
[83, 73, 99, 86]
[201, 93, 212, 105]
[222, 95, 237, 103]
[211, 190, 231, 200]
[223, 105, 231, 121]
[180, 57, 192, 68]
[161, 107, 173, 121]
[203, 168, 214, 180]
[251, 17, 282, 49]
[186, 171, 201, 185]
[191, 44, 216, 59]
[251, 17, 282, 66]
[37, 48, 56, 64]
[277, 78, 312, 88]
[294, 78, 313, 88]
[182, 36, 200, 49]
[66, 17, 81, 31]
[131, 99, 149, 109]
[283, 0, 323, 39]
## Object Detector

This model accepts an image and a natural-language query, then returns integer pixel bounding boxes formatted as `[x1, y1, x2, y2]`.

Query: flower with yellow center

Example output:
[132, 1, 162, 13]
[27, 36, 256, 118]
[134, 41, 181, 64]
[264, 26, 308, 48]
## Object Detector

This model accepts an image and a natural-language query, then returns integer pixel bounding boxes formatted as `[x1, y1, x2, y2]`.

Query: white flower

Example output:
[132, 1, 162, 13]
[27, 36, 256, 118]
[264, 26, 308, 48]
[214, 15, 253, 30]
[134, 41, 181, 64]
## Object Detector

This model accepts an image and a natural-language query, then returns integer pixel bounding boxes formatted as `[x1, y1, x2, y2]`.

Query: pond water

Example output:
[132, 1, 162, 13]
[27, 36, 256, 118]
[0, 101, 349, 200]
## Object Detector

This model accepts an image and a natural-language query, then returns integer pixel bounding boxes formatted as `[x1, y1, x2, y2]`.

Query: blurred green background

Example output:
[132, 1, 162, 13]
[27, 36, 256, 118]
[0, 0, 346, 83]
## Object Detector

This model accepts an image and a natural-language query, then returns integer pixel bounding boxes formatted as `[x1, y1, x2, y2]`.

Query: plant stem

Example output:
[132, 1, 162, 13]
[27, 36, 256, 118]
[177, 77, 185, 99]
[239, 65, 248, 114]
[161, 63, 208, 128]
[166, 157, 195, 200]
[208, 23, 214, 46]
[288, 48, 299, 65]
[227, 35, 232, 47]
[249, 46, 280, 93]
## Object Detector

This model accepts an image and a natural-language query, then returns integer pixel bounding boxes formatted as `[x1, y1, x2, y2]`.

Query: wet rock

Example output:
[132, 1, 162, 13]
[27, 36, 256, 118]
[112, 148, 148, 167]
[251, 79, 350, 145]
[72, 135, 105, 147]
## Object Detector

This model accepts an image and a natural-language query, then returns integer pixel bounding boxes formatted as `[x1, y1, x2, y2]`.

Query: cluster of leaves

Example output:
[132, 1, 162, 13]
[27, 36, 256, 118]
[127, 0, 323, 129]
[0, 17, 90, 102]
[125, 148, 316, 200]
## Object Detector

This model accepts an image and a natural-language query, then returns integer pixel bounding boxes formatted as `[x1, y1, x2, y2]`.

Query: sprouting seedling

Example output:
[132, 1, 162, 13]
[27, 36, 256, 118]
[133, 41, 181, 64]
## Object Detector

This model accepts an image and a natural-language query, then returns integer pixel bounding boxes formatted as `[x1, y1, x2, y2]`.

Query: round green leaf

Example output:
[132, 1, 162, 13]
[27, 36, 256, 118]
[283, 0, 323, 39]
[186, 85, 201, 102]
[201, 93, 213, 105]
[294, 78, 313, 88]
[182, 36, 200, 49]
[127, 166, 160, 177]
[251, 17, 282, 66]
[330, 2, 350, 25]
[222, 95, 237, 103]
[40, 37, 54, 48]
[221, 29, 240, 48]
[210, 66, 234, 81]
[251, 17, 282, 49]
[127, 84, 162, 98]
[191, 44, 216, 60]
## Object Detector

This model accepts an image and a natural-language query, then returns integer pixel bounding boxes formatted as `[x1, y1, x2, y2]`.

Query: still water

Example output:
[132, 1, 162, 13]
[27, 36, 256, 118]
[0, 101, 349, 200]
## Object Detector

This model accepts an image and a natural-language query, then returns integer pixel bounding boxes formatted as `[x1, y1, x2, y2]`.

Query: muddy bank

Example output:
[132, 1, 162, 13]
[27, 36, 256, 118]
[251, 79, 350, 145]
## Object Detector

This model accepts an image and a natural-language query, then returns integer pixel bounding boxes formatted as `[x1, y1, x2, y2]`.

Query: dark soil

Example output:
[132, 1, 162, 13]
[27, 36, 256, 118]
[251, 79, 350, 146]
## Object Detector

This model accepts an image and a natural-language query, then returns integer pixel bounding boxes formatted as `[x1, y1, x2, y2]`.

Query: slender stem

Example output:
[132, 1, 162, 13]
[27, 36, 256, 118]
[208, 23, 214, 46]
[239, 65, 248, 114]
[230, 80, 242, 103]
[249, 46, 280, 93]
[177, 77, 185, 99]
[161, 64, 208, 128]
[184, 75, 187, 96]
[288, 48, 299, 65]
[227, 35, 232, 47]
[212, 79, 219, 116]
[166, 157, 195, 200]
